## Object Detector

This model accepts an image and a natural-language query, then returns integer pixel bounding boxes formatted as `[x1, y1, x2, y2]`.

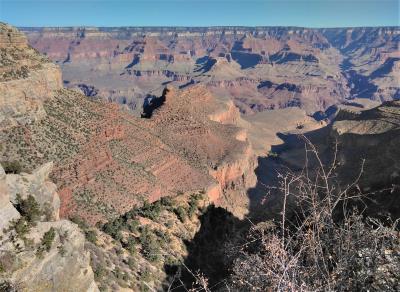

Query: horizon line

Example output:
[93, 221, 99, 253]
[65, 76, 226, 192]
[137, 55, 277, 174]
[18, 25, 400, 29]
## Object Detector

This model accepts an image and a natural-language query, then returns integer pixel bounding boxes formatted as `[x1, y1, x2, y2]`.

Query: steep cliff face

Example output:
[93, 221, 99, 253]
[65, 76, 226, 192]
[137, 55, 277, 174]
[20, 26, 356, 115]
[143, 86, 258, 217]
[6, 162, 60, 220]
[24, 25, 400, 115]
[323, 27, 400, 101]
[254, 99, 400, 219]
[0, 23, 62, 130]
[1, 23, 258, 224]
[332, 100, 400, 193]
[0, 167, 19, 233]
[0, 163, 98, 292]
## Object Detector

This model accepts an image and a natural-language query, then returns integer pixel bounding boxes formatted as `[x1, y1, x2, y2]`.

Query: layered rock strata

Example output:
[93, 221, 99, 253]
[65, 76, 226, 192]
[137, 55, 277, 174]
[23, 26, 399, 116]
[0, 23, 62, 130]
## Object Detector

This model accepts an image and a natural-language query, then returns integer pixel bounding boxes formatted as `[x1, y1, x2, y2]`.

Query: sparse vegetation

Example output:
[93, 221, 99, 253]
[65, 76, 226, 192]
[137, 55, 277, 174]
[1, 161, 22, 174]
[15, 194, 42, 224]
[70, 216, 98, 244]
[92, 193, 207, 290]
[10, 218, 30, 237]
[7, 195, 42, 241]
[267, 150, 278, 158]
[188, 193, 203, 218]
[85, 229, 98, 244]
[174, 206, 187, 223]
[226, 138, 400, 291]
[139, 226, 161, 262]
[40, 227, 56, 252]
[124, 236, 137, 255]
[37, 227, 56, 257]
[137, 200, 162, 221]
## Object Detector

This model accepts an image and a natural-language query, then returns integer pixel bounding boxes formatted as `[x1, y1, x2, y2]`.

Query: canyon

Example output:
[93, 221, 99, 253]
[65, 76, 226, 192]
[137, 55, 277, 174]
[22, 26, 399, 117]
[1, 22, 399, 291]
[0, 23, 271, 290]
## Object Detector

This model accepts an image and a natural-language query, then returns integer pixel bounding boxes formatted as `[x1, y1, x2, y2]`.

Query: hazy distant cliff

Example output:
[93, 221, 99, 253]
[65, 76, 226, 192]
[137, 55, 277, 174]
[22, 26, 399, 116]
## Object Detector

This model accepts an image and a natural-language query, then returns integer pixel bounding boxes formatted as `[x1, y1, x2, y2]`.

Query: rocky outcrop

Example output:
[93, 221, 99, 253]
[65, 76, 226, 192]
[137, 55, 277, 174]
[0, 163, 98, 292]
[331, 100, 400, 192]
[0, 23, 27, 48]
[6, 162, 60, 220]
[0, 23, 62, 130]
[6, 220, 99, 292]
[147, 86, 258, 217]
[208, 99, 241, 124]
[262, 100, 400, 219]
[0, 166, 20, 233]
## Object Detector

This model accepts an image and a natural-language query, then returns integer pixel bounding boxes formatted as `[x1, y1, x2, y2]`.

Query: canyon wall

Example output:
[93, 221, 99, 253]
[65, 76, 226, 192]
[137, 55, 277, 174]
[0, 24, 258, 225]
[0, 23, 62, 130]
[22, 26, 399, 116]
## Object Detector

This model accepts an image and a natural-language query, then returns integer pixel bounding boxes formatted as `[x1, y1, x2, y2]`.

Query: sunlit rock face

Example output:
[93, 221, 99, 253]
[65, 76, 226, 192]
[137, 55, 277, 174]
[0, 23, 62, 130]
[0, 162, 99, 292]
[0, 26, 260, 223]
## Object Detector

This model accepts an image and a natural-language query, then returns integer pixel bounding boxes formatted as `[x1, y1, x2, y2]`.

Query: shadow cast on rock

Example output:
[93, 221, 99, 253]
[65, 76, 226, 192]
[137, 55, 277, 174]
[163, 205, 247, 291]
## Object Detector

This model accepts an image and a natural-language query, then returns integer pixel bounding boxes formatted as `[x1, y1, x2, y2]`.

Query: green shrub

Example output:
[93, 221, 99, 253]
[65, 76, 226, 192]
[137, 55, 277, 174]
[70, 215, 89, 229]
[15, 194, 42, 224]
[40, 227, 56, 252]
[1, 161, 22, 174]
[12, 218, 30, 237]
[102, 217, 125, 239]
[127, 257, 135, 269]
[85, 230, 97, 244]
[155, 229, 171, 245]
[188, 193, 202, 218]
[139, 226, 160, 262]
[137, 200, 162, 221]
[174, 206, 187, 223]
[159, 196, 174, 210]
[125, 236, 137, 255]
[127, 219, 140, 233]
[94, 265, 107, 280]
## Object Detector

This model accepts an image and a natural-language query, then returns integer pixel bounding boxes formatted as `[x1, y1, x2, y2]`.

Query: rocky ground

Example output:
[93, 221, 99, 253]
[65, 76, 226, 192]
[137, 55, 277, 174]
[0, 162, 98, 292]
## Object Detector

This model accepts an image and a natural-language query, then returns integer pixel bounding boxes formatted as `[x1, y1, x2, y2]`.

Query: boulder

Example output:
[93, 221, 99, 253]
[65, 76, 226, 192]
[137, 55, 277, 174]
[0, 165, 20, 233]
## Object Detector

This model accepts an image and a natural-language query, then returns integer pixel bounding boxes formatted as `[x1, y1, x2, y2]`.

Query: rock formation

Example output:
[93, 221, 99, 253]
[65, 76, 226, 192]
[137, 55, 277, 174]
[322, 27, 400, 101]
[1, 24, 258, 226]
[0, 23, 62, 130]
[22, 26, 399, 116]
[253, 99, 400, 219]
[0, 163, 98, 292]
[332, 100, 400, 193]
[0, 167, 19, 233]
[2, 23, 398, 291]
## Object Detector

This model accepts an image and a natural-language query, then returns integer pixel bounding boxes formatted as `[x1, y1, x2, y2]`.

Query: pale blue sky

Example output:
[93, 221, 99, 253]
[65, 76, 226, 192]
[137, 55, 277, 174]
[1, 0, 399, 27]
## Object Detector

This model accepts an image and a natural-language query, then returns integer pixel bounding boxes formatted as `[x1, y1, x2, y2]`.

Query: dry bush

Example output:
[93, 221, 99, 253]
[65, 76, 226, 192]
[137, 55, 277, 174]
[228, 136, 400, 291]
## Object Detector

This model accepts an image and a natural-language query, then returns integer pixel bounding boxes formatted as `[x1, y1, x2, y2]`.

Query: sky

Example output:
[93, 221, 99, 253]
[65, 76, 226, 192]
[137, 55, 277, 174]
[0, 0, 399, 28]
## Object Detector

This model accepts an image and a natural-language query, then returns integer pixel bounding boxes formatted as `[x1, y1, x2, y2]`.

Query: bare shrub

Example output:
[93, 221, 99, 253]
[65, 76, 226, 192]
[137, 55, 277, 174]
[228, 136, 399, 291]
